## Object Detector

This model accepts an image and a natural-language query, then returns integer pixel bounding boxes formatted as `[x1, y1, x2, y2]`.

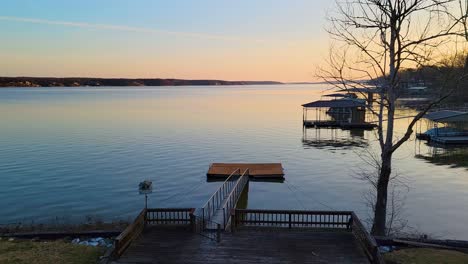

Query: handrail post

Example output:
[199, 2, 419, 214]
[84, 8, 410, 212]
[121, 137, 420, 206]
[289, 213, 292, 229]
[223, 208, 226, 228]
[216, 223, 221, 242]
[347, 214, 353, 231]
[189, 209, 196, 233]
[230, 209, 236, 233]
[202, 208, 205, 228]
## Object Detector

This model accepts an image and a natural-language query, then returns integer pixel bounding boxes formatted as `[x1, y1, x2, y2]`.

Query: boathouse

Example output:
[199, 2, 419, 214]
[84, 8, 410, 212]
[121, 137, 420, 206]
[417, 110, 468, 145]
[302, 98, 376, 129]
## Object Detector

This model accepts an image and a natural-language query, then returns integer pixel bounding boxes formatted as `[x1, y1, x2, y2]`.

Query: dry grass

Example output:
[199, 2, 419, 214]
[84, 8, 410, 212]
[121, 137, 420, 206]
[0, 216, 128, 235]
[384, 248, 468, 264]
[0, 240, 105, 264]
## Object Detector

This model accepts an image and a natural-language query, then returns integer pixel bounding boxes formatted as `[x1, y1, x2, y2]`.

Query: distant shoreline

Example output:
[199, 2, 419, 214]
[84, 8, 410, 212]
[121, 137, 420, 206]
[0, 77, 326, 87]
[0, 77, 285, 88]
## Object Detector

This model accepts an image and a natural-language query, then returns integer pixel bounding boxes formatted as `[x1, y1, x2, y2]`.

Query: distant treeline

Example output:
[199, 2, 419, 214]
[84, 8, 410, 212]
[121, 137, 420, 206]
[371, 52, 468, 104]
[0, 77, 283, 87]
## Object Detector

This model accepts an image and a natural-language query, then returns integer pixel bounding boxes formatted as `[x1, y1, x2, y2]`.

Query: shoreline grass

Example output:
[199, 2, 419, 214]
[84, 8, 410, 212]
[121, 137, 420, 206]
[384, 248, 468, 264]
[0, 239, 105, 264]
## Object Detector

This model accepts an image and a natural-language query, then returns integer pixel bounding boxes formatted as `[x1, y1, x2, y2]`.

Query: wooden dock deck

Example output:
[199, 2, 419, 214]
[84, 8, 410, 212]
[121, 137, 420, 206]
[113, 226, 369, 264]
[110, 166, 383, 264]
[110, 208, 383, 264]
[207, 163, 284, 179]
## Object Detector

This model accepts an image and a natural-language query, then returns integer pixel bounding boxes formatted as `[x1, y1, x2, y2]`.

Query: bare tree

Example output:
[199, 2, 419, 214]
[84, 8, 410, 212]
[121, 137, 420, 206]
[354, 148, 409, 236]
[321, 0, 467, 236]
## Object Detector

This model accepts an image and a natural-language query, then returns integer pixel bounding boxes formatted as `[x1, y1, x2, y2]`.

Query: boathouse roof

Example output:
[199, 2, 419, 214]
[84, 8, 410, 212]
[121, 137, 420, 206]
[302, 99, 366, 108]
[424, 110, 468, 122]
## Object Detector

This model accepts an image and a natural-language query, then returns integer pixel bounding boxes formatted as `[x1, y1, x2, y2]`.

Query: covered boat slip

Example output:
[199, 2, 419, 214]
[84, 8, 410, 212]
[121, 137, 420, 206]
[302, 99, 377, 129]
[417, 110, 468, 145]
[207, 163, 284, 179]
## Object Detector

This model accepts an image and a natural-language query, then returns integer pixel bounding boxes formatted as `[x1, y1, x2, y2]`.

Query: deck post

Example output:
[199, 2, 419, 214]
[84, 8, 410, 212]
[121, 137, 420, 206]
[190, 213, 196, 233]
[216, 223, 221, 242]
[288, 213, 292, 229]
[230, 209, 236, 233]
[347, 215, 353, 231]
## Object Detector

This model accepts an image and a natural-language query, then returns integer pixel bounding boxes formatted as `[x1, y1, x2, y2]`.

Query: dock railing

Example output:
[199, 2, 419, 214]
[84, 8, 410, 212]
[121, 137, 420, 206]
[114, 208, 147, 257]
[201, 168, 241, 222]
[350, 212, 385, 264]
[232, 209, 384, 264]
[146, 208, 193, 225]
[113, 208, 195, 258]
[232, 209, 353, 230]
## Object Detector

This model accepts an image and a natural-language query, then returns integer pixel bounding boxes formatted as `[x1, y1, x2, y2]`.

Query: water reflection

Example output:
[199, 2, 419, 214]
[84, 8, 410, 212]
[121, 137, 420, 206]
[302, 128, 369, 150]
[415, 143, 468, 169]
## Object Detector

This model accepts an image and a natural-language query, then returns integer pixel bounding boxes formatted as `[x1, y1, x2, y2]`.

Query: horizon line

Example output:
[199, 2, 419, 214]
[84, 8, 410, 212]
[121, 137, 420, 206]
[0, 76, 325, 84]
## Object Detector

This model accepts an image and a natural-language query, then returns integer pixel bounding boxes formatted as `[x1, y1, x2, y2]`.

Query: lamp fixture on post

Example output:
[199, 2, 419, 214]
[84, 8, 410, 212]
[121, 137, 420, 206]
[139, 180, 153, 210]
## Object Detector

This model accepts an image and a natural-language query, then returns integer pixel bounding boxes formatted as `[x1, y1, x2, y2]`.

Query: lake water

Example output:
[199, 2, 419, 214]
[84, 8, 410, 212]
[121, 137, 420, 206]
[0, 85, 467, 239]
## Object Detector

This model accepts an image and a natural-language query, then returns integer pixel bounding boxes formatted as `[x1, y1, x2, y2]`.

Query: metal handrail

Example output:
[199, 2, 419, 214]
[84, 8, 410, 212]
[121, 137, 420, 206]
[191, 213, 222, 242]
[201, 168, 240, 221]
[222, 169, 249, 227]
[201, 168, 240, 209]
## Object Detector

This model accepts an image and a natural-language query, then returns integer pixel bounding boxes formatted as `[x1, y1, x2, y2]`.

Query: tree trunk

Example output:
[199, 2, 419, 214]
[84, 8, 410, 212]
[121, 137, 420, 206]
[371, 151, 392, 236]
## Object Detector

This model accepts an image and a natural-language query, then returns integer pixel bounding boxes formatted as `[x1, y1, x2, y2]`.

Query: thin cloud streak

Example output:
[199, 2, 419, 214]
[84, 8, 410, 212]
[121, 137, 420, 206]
[0, 16, 267, 43]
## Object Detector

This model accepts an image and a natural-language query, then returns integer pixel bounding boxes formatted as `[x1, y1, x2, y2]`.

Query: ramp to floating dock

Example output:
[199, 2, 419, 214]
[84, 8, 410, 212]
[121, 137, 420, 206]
[207, 163, 284, 179]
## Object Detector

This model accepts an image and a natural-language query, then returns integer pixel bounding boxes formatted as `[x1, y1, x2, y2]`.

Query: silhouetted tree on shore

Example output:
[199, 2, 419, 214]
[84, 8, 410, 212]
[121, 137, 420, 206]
[321, 0, 468, 236]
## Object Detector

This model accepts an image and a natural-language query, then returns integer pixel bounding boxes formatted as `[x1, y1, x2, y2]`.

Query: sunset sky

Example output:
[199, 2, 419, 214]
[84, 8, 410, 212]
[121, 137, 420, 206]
[0, 0, 333, 82]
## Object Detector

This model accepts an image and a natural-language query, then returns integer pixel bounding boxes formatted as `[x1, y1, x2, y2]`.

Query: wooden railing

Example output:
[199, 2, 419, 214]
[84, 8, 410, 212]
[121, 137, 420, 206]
[146, 208, 193, 225]
[113, 208, 195, 258]
[201, 168, 241, 221]
[232, 209, 353, 230]
[232, 209, 384, 264]
[114, 208, 147, 257]
[350, 212, 385, 264]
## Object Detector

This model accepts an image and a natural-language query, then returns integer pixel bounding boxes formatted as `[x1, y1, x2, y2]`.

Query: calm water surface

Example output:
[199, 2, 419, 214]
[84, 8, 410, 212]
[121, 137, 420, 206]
[0, 85, 467, 239]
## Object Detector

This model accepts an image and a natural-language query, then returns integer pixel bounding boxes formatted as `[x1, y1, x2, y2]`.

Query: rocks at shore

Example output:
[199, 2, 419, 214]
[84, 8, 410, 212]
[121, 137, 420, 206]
[71, 237, 113, 247]
[0, 77, 283, 87]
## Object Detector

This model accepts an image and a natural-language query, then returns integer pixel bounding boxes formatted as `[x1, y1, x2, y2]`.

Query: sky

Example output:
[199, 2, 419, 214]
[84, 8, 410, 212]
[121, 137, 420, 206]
[0, 1, 333, 82]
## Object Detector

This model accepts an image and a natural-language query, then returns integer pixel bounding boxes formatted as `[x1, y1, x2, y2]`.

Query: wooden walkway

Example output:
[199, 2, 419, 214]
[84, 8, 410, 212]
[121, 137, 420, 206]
[113, 226, 369, 264]
[199, 168, 249, 231]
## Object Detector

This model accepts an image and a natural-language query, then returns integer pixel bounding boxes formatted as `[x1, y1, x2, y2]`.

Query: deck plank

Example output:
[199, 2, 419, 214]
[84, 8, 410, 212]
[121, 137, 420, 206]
[113, 226, 369, 264]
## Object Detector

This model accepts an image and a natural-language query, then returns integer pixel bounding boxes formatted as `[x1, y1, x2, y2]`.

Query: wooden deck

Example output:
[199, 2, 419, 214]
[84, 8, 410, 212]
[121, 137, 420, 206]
[110, 173, 383, 264]
[207, 163, 284, 179]
[113, 226, 370, 264]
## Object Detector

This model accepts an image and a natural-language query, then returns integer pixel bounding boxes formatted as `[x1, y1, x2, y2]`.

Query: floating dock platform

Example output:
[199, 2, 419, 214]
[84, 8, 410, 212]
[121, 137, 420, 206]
[207, 163, 284, 179]
[430, 136, 468, 145]
[303, 120, 377, 129]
